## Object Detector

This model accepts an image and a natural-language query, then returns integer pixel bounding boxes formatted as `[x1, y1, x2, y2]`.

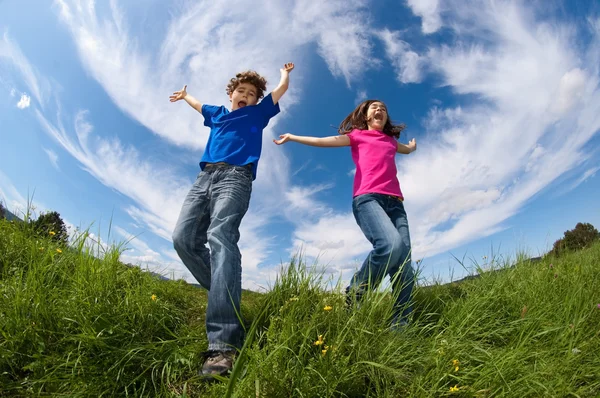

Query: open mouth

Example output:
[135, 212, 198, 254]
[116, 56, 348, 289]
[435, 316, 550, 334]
[238, 101, 247, 108]
[373, 112, 384, 121]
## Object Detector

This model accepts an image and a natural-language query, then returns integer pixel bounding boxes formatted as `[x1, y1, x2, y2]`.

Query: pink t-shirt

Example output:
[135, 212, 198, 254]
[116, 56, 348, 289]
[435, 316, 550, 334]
[347, 129, 404, 199]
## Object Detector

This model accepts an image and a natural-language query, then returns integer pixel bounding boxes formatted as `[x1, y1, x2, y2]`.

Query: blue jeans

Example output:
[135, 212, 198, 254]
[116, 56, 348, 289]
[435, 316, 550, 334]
[172, 164, 252, 351]
[346, 193, 415, 325]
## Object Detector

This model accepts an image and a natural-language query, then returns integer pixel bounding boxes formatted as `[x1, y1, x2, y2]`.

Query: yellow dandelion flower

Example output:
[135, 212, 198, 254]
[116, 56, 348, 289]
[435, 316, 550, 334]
[56, 248, 62, 254]
[151, 294, 157, 301]
[49, 231, 56, 236]
[321, 348, 328, 357]
[313, 335, 324, 346]
[449, 385, 459, 392]
[323, 305, 333, 311]
[39, 247, 44, 251]
[452, 359, 460, 372]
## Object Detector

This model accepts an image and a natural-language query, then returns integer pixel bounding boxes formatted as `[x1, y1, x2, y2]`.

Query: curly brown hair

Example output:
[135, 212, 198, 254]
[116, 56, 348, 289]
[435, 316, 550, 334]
[338, 99, 406, 139]
[226, 70, 268, 100]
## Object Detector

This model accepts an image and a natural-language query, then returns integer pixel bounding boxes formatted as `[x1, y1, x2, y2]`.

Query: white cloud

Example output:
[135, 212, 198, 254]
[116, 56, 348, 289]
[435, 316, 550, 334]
[378, 29, 424, 84]
[35, 109, 193, 240]
[355, 90, 368, 104]
[16, 93, 30, 109]
[406, 0, 442, 34]
[394, 0, 600, 258]
[550, 68, 587, 116]
[43, 148, 59, 169]
[284, 183, 334, 219]
[10, 88, 16, 97]
[114, 225, 194, 280]
[0, 32, 47, 106]
[0, 170, 51, 221]
[290, 212, 371, 273]
[558, 166, 600, 195]
[0, 170, 27, 216]
[293, 0, 375, 85]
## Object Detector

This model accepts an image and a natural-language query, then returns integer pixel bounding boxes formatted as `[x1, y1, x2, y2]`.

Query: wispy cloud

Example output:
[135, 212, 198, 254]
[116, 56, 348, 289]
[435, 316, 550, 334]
[396, 0, 600, 257]
[114, 225, 193, 280]
[35, 109, 192, 241]
[559, 166, 600, 196]
[290, 212, 371, 277]
[0, 170, 27, 215]
[0, 32, 47, 106]
[378, 29, 425, 84]
[0, 170, 50, 220]
[43, 148, 59, 169]
[284, 183, 334, 219]
[355, 90, 368, 104]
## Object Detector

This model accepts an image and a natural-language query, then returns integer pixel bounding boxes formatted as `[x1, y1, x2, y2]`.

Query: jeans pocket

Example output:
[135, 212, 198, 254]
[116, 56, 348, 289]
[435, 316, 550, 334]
[231, 166, 252, 181]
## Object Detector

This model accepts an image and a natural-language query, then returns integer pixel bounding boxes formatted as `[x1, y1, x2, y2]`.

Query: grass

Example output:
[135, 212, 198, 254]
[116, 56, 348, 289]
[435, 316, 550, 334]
[1, 218, 599, 397]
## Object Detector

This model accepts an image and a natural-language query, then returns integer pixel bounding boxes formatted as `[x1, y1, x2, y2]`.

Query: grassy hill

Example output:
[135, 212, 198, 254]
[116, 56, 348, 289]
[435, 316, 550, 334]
[1, 218, 599, 397]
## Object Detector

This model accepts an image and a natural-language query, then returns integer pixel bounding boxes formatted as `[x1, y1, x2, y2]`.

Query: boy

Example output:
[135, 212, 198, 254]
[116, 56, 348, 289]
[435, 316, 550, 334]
[170, 63, 294, 378]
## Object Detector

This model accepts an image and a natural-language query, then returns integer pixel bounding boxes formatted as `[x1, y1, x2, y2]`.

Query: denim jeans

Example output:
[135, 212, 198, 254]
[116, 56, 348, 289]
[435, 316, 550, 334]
[346, 193, 415, 325]
[172, 164, 252, 351]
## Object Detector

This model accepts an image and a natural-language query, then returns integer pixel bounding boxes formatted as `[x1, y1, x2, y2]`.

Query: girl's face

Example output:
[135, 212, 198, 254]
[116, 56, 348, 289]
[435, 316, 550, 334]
[366, 101, 388, 131]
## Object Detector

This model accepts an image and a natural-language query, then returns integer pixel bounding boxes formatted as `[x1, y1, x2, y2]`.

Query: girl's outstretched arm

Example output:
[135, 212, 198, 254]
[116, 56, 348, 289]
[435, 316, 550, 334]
[273, 133, 350, 147]
[397, 138, 417, 154]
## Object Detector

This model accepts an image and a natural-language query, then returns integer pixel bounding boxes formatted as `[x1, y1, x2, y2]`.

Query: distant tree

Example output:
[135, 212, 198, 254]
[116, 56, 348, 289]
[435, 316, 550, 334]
[550, 222, 600, 257]
[33, 211, 69, 246]
[0, 202, 5, 219]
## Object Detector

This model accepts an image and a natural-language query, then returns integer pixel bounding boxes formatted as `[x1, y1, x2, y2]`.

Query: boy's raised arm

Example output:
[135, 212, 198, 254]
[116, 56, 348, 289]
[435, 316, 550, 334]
[170, 85, 203, 113]
[271, 63, 294, 105]
[397, 138, 417, 154]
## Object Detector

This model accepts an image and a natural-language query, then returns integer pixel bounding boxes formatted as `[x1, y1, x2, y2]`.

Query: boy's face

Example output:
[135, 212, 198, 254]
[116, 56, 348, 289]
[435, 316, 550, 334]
[230, 83, 259, 110]
[366, 101, 388, 131]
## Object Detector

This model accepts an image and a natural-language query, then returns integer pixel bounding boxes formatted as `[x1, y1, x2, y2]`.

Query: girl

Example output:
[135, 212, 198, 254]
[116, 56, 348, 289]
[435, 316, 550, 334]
[273, 99, 417, 327]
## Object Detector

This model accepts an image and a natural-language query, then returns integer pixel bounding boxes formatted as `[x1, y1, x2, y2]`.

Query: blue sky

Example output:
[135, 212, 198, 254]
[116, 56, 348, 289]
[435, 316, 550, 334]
[1, 0, 599, 290]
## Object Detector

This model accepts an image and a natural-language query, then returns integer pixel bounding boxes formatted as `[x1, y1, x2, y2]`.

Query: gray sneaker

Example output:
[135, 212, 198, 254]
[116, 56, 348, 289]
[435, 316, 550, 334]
[200, 350, 235, 379]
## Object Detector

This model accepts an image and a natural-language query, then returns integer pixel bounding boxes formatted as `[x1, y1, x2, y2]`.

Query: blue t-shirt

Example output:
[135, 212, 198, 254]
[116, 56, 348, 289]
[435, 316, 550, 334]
[200, 93, 280, 180]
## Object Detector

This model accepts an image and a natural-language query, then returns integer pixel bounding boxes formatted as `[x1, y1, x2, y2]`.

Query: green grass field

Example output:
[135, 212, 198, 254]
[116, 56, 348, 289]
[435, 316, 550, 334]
[1, 218, 599, 397]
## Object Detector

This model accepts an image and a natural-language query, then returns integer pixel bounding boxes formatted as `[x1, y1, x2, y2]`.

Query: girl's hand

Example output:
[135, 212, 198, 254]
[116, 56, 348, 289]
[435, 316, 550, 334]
[273, 133, 293, 145]
[407, 138, 417, 152]
[169, 85, 188, 102]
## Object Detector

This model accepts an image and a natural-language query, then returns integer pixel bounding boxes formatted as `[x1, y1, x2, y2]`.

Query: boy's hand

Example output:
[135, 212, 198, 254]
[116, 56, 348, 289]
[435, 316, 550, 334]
[272, 64, 294, 105]
[280, 63, 294, 74]
[169, 85, 188, 102]
[407, 138, 417, 152]
[273, 133, 293, 145]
